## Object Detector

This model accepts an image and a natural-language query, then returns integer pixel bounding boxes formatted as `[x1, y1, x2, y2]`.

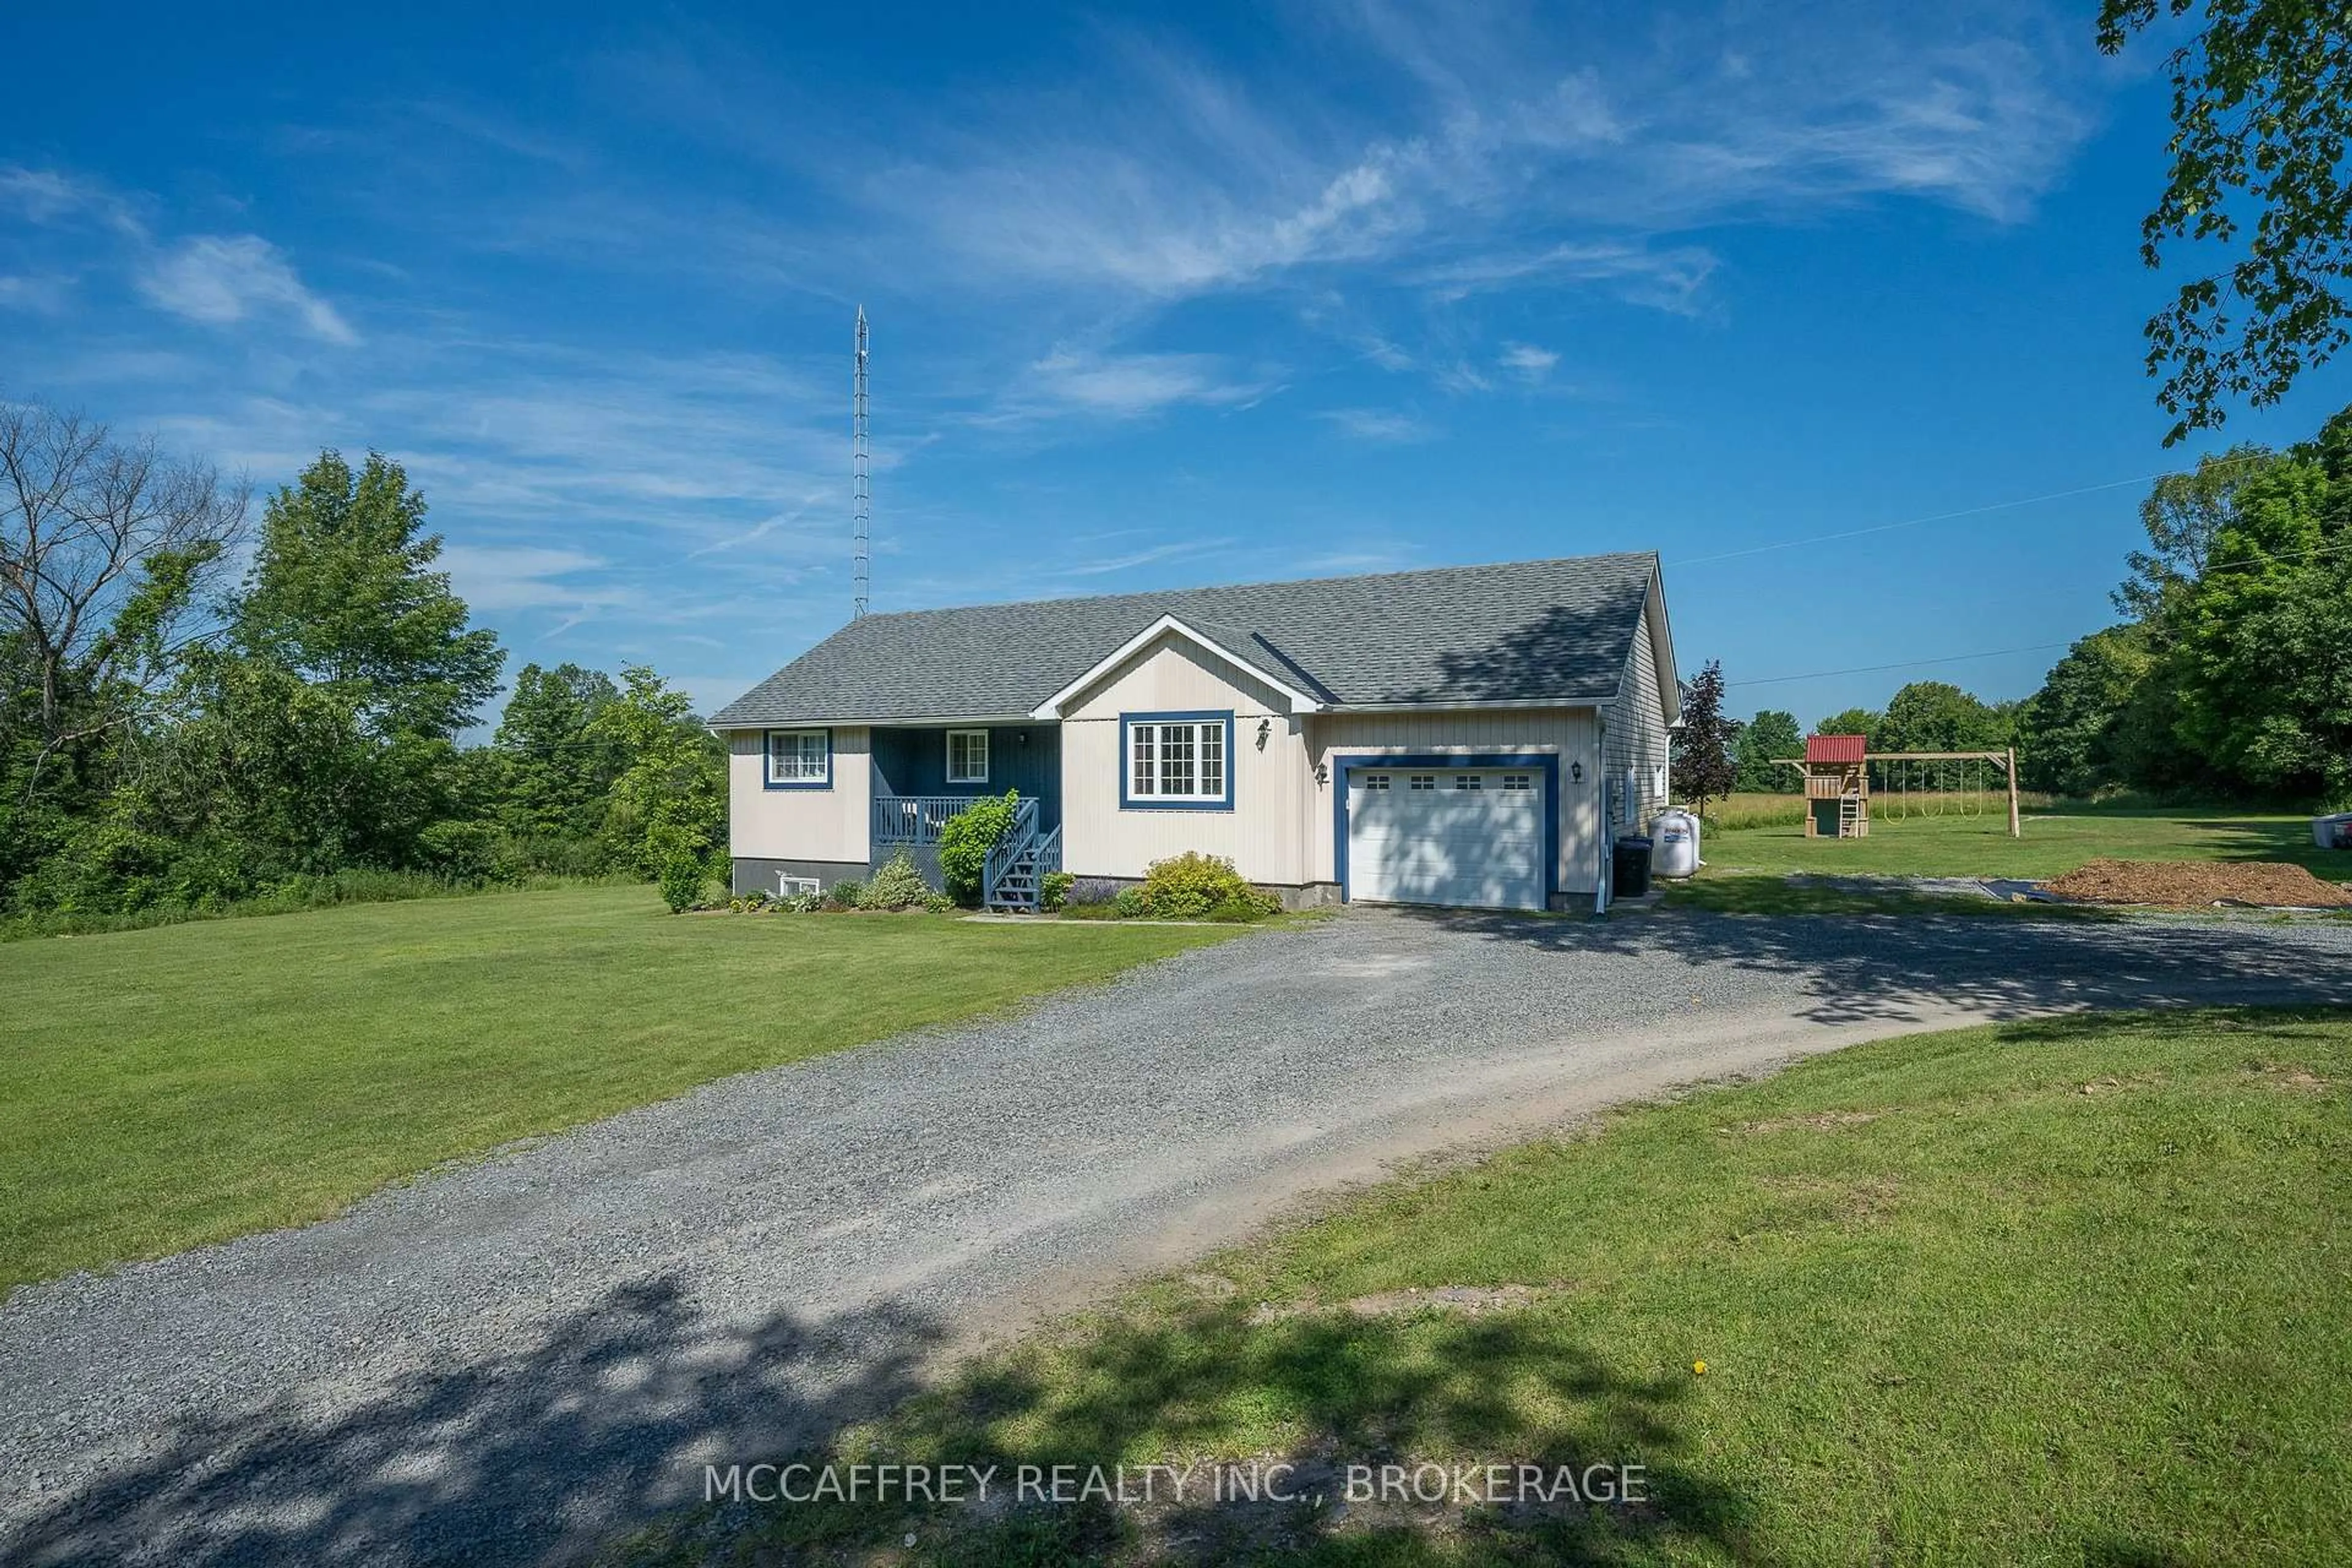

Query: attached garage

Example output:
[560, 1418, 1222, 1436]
[1341, 760, 1555, 911]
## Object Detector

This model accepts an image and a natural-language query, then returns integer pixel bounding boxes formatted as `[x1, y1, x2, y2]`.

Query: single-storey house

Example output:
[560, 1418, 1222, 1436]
[707, 551, 1678, 914]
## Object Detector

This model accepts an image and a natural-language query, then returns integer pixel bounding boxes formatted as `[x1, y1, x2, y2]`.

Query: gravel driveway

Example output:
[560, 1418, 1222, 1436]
[6, 907, 2351, 1565]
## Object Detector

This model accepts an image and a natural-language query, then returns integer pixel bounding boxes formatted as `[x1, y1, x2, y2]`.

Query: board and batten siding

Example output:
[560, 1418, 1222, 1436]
[1059, 632, 1310, 884]
[1306, 708, 1603, 895]
[727, 726, 872, 865]
[1602, 597, 1672, 833]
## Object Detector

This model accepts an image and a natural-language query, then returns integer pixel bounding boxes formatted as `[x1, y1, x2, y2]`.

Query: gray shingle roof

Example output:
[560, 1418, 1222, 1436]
[706, 551, 1660, 726]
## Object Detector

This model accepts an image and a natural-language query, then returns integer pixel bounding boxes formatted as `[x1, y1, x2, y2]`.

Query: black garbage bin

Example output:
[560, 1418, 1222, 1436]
[1613, 836, 1653, 898]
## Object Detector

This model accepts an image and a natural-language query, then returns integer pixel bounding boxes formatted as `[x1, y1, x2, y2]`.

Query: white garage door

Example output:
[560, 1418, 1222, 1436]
[1347, 767, 1545, 911]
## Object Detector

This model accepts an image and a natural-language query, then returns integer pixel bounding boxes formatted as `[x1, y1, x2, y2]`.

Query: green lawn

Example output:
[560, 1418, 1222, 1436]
[0, 886, 1240, 1295]
[631, 1008, 2352, 1566]
[1684, 805, 2345, 888]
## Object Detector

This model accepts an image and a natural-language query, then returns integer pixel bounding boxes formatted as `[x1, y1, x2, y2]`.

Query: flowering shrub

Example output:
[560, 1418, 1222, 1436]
[1040, 871, 1076, 911]
[1137, 852, 1275, 920]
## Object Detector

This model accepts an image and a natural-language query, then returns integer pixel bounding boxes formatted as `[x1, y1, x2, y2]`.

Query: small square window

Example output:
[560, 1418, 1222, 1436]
[1502, 774, 1532, 791]
[1363, 774, 1390, 790]
[1409, 774, 1436, 790]
[946, 729, 990, 784]
[1455, 775, 1482, 790]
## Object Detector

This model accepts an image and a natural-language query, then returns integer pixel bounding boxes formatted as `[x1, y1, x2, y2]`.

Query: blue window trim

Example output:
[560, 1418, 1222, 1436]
[1332, 753, 1559, 905]
[1118, 709, 1237, 812]
[763, 727, 834, 791]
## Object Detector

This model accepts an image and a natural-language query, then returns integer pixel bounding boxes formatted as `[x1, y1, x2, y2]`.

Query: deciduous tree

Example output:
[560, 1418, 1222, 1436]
[2099, 2, 2352, 442]
[1672, 661, 1738, 817]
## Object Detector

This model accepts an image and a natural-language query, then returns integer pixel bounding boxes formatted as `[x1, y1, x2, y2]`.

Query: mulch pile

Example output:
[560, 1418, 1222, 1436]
[2042, 858, 2352, 908]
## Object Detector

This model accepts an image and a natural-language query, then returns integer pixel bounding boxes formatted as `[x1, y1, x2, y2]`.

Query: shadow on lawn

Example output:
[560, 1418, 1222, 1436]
[6, 1272, 1755, 1567]
[4, 1277, 945, 1567]
[1395, 903, 2352, 1028]
[687, 1298, 1752, 1566]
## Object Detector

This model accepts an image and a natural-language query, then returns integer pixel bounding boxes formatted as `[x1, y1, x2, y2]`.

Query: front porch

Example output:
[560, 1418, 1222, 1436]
[868, 723, 1061, 835]
[867, 723, 1062, 910]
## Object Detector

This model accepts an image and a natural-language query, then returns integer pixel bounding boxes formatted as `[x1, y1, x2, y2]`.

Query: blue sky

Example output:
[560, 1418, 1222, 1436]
[5, 1, 2348, 727]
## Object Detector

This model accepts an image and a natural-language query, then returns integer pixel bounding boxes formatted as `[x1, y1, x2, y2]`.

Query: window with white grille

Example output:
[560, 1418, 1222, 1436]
[764, 729, 829, 786]
[946, 729, 990, 783]
[1126, 717, 1227, 802]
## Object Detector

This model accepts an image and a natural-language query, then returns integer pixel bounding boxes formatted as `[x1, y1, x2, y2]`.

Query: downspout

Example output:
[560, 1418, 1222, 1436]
[1593, 709, 1611, 916]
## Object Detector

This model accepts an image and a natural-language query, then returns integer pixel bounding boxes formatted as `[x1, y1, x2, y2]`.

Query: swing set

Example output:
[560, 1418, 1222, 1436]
[1776, 736, 2021, 839]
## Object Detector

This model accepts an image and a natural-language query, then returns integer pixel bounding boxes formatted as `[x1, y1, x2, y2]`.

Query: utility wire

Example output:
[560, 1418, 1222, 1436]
[1726, 643, 2076, 689]
[1667, 453, 2275, 569]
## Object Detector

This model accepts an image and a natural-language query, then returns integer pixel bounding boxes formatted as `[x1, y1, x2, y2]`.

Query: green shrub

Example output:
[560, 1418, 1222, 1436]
[1060, 900, 1123, 921]
[658, 850, 706, 913]
[827, 877, 867, 910]
[1207, 894, 1280, 922]
[1137, 851, 1261, 920]
[937, 790, 1020, 906]
[783, 890, 825, 913]
[864, 852, 932, 911]
[1039, 870, 1076, 911]
[417, 820, 524, 884]
[922, 891, 956, 913]
[1112, 887, 1151, 919]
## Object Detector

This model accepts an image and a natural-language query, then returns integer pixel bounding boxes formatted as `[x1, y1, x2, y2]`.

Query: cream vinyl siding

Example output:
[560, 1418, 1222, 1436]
[1308, 707, 1602, 894]
[726, 726, 872, 864]
[1060, 632, 1309, 884]
[1602, 598, 1673, 830]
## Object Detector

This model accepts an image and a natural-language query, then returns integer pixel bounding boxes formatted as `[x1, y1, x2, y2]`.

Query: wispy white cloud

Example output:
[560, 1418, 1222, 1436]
[439, 544, 612, 611]
[0, 273, 73, 313]
[1054, 537, 1237, 577]
[0, 165, 144, 235]
[5, 164, 358, 345]
[1498, 342, 1559, 384]
[1415, 241, 1719, 314]
[835, 3, 2089, 318]
[1025, 349, 1269, 419]
[138, 235, 358, 345]
[1318, 407, 1433, 442]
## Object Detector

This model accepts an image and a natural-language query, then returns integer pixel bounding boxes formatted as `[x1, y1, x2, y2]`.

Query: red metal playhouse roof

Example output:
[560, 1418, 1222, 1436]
[1806, 733, 1868, 764]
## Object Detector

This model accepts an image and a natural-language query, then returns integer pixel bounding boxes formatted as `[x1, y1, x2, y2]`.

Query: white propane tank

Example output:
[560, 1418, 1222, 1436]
[1653, 808, 1700, 879]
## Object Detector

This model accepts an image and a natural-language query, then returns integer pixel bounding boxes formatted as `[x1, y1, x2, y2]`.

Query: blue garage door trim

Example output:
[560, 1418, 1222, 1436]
[1333, 752, 1559, 906]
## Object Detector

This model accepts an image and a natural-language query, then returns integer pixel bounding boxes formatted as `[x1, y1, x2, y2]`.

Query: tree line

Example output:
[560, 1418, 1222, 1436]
[2016, 404, 2351, 804]
[1, 397, 726, 928]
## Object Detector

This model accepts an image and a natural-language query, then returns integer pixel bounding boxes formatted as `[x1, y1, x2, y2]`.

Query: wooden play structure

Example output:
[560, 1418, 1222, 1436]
[1779, 735, 2021, 839]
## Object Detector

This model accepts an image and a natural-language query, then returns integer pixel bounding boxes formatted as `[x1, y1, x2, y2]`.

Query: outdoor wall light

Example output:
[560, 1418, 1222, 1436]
[1256, 717, 1272, 749]
[1571, 760, 1583, 783]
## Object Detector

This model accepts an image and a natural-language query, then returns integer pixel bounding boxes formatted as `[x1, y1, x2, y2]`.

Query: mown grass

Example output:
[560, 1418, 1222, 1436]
[1692, 805, 2346, 882]
[625, 1008, 2352, 1566]
[0, 884, 1242, 1294]
[1696, 790, 2055, 832]
[1660, 877, 2119, 921]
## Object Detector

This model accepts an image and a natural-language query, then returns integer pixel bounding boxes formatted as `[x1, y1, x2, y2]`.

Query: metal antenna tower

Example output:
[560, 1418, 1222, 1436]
[851, 306, 870, 619]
